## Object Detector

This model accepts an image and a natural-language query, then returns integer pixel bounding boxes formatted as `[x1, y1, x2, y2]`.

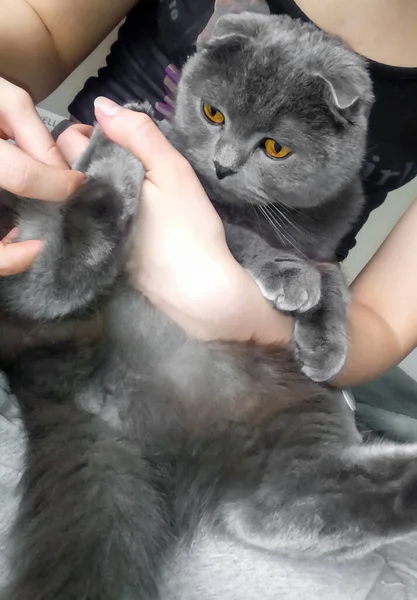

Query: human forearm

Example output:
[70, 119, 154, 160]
[333, 197, 417, 387]
[330, 300, 402, 387]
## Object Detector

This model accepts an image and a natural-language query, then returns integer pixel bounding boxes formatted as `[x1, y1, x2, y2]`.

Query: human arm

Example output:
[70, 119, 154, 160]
[0, 0, 137, 102]
[331, 198, 417, 387]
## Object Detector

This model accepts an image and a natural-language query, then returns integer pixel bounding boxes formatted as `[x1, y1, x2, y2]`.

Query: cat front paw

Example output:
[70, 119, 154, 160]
[253, 259, 322, 313]
[294, 319, 347, 382]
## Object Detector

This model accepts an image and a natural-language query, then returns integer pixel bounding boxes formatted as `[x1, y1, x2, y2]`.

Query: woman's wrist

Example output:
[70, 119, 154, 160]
[133, 251, 293, 346]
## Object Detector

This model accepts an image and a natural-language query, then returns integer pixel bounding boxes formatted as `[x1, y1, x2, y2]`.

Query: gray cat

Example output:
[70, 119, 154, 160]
[0, 12, 416, 600]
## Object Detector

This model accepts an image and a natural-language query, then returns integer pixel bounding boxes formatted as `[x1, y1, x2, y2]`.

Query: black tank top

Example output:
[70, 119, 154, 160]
[69, 0, 417, 260]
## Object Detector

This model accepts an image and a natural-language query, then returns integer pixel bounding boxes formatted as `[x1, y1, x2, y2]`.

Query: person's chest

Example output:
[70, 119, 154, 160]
[156, 0, 215, 61]
[362, 73, 417, 196]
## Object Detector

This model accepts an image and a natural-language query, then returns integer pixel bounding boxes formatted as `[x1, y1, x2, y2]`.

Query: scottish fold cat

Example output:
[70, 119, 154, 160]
[0, 11, 416, 600]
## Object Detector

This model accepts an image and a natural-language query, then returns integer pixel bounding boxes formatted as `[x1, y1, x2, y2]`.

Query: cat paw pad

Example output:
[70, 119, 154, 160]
[254, 260, 321, 313]
[294, 321, 347, 382]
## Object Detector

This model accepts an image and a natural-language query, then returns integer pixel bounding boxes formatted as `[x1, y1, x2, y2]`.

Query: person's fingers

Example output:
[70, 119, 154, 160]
[56, 124, 93, 167]
[0, 81, 68, 169]
[0, 238, 43, 276]
[94, 97, 190, 178]
[0, 139, 84, 201]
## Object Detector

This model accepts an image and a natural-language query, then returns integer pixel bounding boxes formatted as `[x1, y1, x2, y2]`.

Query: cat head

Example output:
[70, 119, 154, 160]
[174, 13, 374, 209]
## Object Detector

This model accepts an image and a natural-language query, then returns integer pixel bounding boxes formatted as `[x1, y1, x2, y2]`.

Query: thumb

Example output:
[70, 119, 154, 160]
[0, 239, 43, 276]
[94, 97, 186, 177]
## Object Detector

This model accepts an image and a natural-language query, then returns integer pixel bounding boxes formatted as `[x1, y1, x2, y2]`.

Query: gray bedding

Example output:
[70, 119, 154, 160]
[1, 372, 417, 598]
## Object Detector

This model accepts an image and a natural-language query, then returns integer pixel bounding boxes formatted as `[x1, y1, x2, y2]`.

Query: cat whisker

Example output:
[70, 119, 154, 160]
[275, 203, 323, 236]
[259, 206, 289, 247]
[269, 204, 315, 244]
[278, 202, 323, 226]
[252, 189, 318, 255]
[271, 203, 335, 254]
[248, 202, 262, 228]
[258, 205, 279, 239]
[263, 205, 307, 258]
[259, 205, 307, 259]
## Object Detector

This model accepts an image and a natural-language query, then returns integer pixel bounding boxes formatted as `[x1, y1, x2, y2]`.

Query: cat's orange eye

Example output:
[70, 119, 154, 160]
[203, 103, 225, 125]
[264, 138, 292, 159]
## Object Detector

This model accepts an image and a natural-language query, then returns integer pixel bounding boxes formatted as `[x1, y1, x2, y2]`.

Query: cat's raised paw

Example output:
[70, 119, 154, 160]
[294, 319, 347, 382]
[254, 259, 322, 314]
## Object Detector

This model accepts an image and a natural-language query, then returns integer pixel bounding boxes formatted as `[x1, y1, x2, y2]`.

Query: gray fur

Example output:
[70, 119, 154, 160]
[174, 12, 373, 380]
[1, 13, 416, 600]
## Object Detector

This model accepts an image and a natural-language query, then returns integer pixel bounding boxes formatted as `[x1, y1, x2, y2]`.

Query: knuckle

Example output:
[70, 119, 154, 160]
[175, 156, 194, 179]
[132, 113, 157, 137]
[123, 112, 157, 151]
[132, 111, 154, 133]
[162, 158, 192, 185]
[0, 86, 32, 126]
[0, 81, 31, 120]
[10, 86, 32, 110]
[136, 111, 153, 126]
[13, 162, 35, 197]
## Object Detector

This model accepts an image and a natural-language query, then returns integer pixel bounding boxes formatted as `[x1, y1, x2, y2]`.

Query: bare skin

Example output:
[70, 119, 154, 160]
[296, 0, 417, 68]
[0, 0, 137, 101]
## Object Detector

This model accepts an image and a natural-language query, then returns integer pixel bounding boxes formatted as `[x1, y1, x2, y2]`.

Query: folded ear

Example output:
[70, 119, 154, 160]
[197, 0, 270, 49]
[314, 65, 374, 123]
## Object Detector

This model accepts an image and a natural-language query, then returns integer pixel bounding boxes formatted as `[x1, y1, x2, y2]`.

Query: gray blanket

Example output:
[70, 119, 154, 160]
[0, 374, 24, 583]
[1, 373, 417, 598]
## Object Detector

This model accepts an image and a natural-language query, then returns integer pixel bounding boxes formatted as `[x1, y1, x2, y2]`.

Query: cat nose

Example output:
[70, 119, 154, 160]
[213, 161, 236, 180]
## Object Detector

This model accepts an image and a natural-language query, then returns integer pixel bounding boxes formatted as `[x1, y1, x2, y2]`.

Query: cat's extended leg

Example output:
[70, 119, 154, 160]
[222, 440, 417, 559]
[3, 398, 168, 600]
[0, 102, 155, 321]
[225, 223, 348, 381]
[293, 262, 348, 381]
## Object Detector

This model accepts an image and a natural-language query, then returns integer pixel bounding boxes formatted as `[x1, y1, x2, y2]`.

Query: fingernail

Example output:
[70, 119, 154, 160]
[94, 97, 121, 116]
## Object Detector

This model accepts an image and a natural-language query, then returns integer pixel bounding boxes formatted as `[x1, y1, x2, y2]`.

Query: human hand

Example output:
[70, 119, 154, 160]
[86, 98, 292, 344]
[0, 78, 84, 275]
